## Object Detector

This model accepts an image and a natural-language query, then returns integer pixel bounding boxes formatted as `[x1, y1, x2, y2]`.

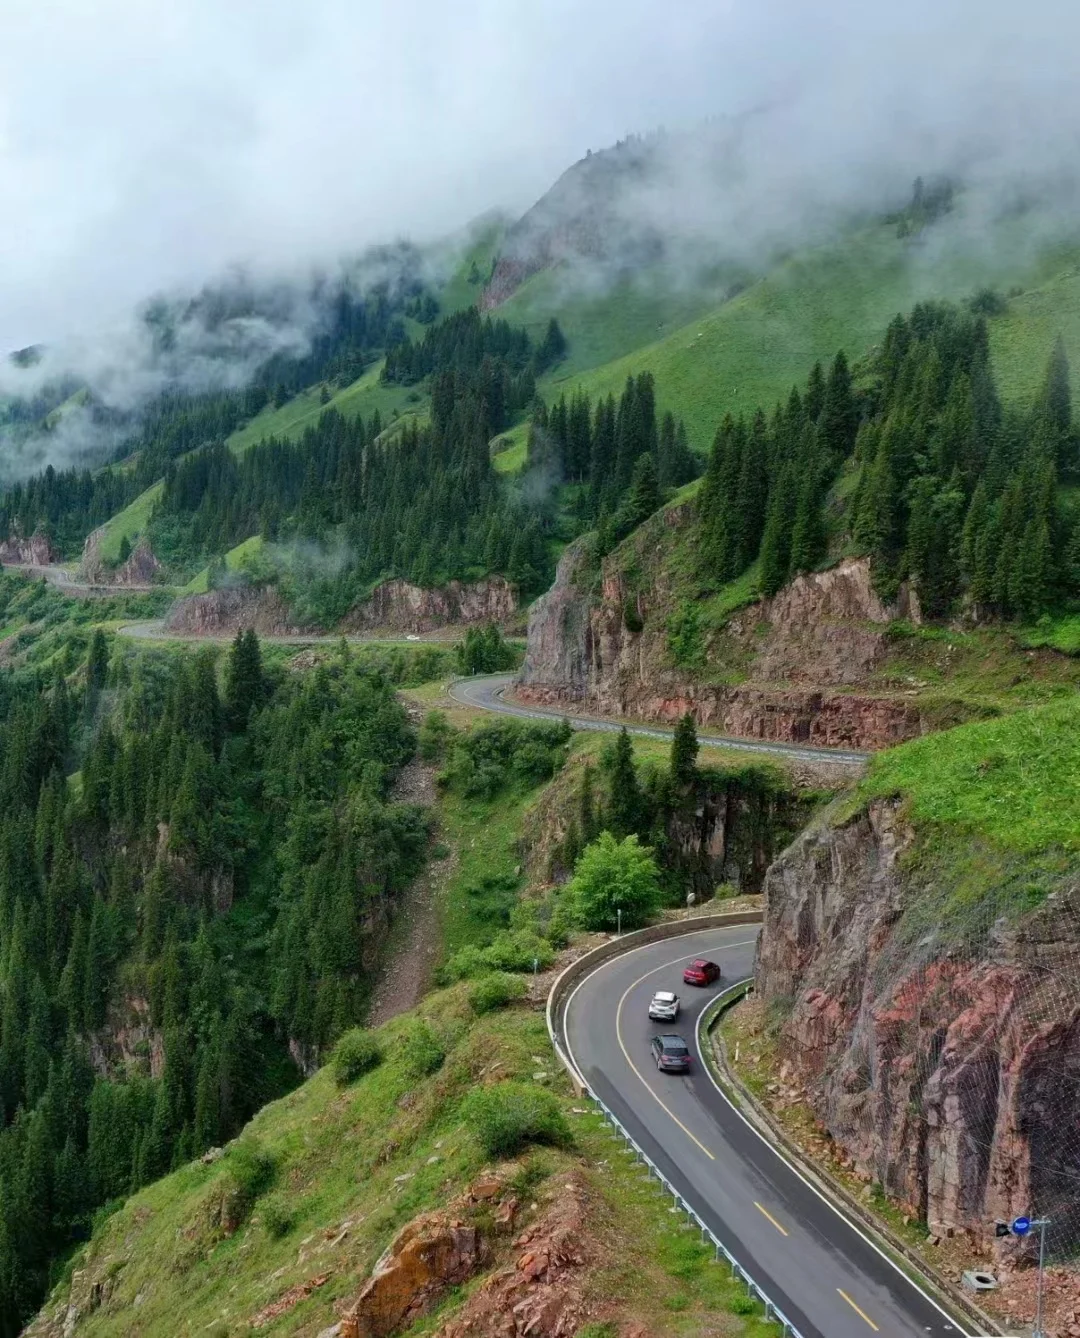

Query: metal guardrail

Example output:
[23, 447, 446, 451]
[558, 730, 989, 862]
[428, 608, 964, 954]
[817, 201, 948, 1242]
[586, 1089, 806, 1338]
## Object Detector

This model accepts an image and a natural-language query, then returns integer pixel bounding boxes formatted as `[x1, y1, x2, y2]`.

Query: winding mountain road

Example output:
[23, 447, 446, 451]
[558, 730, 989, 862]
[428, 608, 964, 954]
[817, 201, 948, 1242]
[117, 620, 461, 644]
[449, 673, 871, 767]
[562, 927, 974, 1338]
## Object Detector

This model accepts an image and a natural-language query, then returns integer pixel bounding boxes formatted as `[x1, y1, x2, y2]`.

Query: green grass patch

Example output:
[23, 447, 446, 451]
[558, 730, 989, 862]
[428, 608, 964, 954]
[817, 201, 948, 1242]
[30, 986, 776, 1338]
[491, 422, 528, 475]
[96, 481, 163, 562]
[1016, 612, 1080, 656]
[533, 221, 1078, 453]
[182, 534, 268, 594]
[225, 362, 423, 456]
[859, 697, 1080, 854]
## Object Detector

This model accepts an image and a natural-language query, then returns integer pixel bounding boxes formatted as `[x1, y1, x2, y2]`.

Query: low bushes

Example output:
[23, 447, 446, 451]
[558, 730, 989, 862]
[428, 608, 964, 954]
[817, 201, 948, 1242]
[468, 972, 528, 1015]
[331, 1029, 383, 1086]
[463, 1081, 572, 1158]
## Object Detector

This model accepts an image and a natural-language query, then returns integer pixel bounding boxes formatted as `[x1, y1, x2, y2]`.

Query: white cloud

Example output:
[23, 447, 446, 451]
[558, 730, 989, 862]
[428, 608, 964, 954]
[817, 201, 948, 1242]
[0, 0, 1078, 352]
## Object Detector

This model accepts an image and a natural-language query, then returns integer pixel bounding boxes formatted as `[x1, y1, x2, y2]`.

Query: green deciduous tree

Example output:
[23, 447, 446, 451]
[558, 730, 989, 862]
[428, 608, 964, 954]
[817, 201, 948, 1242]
[567, 832, 662, 931]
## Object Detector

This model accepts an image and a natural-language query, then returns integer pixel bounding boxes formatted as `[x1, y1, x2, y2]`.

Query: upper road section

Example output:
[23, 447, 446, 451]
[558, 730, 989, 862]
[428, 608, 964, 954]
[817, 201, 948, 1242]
[449, 674, 871, 767]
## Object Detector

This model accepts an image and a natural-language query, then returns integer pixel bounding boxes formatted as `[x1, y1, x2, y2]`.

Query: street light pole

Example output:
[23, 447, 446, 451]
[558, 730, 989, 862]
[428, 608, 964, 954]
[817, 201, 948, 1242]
[617, 907, 622, 937]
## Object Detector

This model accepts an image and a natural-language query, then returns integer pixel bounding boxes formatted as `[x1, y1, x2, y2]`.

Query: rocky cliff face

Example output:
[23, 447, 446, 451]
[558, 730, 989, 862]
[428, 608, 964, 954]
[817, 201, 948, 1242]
[517, 518, 923, 750]
[756, 801, 1080, 1250]
[78, 528, 162, 586]
[165, 585, 310, 636]
[342, 575, 517, 633]
[0, 530, 55, 566]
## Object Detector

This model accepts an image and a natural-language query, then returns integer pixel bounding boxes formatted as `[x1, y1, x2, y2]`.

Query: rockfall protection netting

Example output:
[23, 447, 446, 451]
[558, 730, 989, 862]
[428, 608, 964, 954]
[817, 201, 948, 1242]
[826, 873, 1080, 1262]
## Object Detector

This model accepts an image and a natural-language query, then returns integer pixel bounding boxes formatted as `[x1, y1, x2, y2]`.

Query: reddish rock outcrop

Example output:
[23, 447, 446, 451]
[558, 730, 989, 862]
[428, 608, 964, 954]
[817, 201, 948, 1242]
[517, 534, 922, 750]
[342, 576, 517, 634]
[433, 1174, 591, 1338]
[78, 528, 162, 586]
[164, 585, 310, 636]
[340, 1173, 532, 1338]
[0, 529, 55, 566]
[756, 799, 1080, 1252]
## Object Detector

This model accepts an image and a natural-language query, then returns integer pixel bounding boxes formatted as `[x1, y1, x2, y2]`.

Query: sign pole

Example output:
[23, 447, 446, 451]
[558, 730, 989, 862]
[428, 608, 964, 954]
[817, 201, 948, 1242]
[1034, 1216, 1048, 1338]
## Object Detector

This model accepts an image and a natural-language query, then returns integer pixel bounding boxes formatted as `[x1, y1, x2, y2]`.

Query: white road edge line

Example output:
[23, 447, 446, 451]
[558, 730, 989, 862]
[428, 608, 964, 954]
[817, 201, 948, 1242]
[694, 980, 977, 1338]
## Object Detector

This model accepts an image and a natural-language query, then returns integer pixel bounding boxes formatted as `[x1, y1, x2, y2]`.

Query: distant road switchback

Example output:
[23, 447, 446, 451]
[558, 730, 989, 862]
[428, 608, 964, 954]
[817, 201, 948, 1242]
[449, 674, 871, 768]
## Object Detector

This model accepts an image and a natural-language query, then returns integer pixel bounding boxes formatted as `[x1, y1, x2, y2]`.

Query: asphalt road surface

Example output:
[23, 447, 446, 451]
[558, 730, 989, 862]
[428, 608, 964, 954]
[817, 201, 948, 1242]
[563, 926, 972, 1338]
[449, 674, 870, 767]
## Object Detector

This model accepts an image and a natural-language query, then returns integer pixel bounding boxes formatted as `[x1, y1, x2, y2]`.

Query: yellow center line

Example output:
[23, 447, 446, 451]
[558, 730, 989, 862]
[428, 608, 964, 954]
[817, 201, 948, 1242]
[612, 939, 757, 1164]
[837, 1288, 880, 1331]
[754, 1201, 789, 1236]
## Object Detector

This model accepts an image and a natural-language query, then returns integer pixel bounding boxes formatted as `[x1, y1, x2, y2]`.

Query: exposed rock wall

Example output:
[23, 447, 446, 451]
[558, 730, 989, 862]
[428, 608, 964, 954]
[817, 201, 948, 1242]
[756, 800, 1080, 1248]
[517, 532, 922, 749]
[342, 576, 517, 633]
[0, 530, 55, 565]
[165, 585, 310, 636]
[78, 528, 162, 586]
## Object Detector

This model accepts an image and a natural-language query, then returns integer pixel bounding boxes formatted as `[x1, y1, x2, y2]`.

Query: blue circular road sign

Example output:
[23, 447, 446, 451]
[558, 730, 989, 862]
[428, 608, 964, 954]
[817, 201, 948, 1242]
[1011, 1216, 1032, 1236]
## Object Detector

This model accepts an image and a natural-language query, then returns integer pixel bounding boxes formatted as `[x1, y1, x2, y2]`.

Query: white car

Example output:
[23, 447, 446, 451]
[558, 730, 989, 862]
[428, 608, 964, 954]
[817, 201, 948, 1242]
[405, 634, 421, 641]
[648, 990, 681, 1022]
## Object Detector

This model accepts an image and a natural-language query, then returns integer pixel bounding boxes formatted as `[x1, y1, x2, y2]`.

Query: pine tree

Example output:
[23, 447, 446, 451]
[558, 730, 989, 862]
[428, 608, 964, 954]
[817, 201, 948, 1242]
[86, 629, 109, 696]
[819, 351, 858, 460]
[670, 714, 699, 788]
[616, 454, 662, 538]
[759, 464, 797, 597]
[1037, 334, 1072, 465]
[225, 630, 266, 732]
[604, 729, 641, 838]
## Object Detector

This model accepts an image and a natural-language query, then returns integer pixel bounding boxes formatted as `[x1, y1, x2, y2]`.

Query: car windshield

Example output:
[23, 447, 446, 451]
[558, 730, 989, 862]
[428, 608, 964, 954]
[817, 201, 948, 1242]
[662, 1038, 688, 1054]
[690, 961, 706, 970]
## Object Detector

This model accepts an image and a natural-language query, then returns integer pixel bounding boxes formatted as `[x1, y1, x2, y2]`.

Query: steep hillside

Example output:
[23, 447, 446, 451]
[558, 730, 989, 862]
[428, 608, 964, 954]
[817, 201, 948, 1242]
[26, 981, 782, 1338]
[751, 696, 1080, 1293]
[516, 496, 1080, 751]
[524, 223, 1080, 452]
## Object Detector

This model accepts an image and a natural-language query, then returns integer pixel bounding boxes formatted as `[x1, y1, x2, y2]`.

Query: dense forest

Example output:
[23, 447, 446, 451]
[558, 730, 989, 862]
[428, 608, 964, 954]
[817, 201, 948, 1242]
[695, 303, 1077, 619]
[0, 268, 429, 556]
[0, 632, 425, 1331]
[527, 371, 699, 543]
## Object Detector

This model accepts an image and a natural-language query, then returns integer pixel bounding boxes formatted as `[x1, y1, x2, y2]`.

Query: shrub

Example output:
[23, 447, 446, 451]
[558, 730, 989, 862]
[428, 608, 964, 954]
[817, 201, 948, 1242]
[401, 1020, 446, 1078]
[331, 1029, 383, 1086]
[622, 595, 643, 633]
[468, 972, 528, 1014]
[729, 1294, 758, 1316]
[442, 719, 571, 799]
[418, 710, 455, 762]
[666, 600, 705, 669]
[227, 1139, 276, 1201]
[261, 1194, 294, 1238]
[443, 930, 555, 981]
[567, 832, 662, 931]
[463, 1081, 572, 1158]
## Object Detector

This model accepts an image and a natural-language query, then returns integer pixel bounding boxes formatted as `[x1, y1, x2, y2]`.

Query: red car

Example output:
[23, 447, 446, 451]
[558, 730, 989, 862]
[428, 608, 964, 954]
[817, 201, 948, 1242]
[683, 958, 721, 987]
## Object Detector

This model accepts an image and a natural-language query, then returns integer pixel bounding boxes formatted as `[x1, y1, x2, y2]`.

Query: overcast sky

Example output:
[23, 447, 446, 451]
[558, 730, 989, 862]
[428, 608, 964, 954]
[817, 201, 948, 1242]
[1, 0, 1078, 352]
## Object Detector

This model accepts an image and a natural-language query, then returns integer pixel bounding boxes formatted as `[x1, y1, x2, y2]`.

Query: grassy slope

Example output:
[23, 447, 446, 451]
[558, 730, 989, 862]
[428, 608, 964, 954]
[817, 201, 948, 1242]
[225, 364, 422, 456]
[849, 696, 1080, 931]
[522, 224, 1080, 452]
[182, 535, 267, 595]
[499, 266, 729, 382]
[31, 699, 780, 1338]
[31, 986, 777, 1338]
[95, 481, 164, 562]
